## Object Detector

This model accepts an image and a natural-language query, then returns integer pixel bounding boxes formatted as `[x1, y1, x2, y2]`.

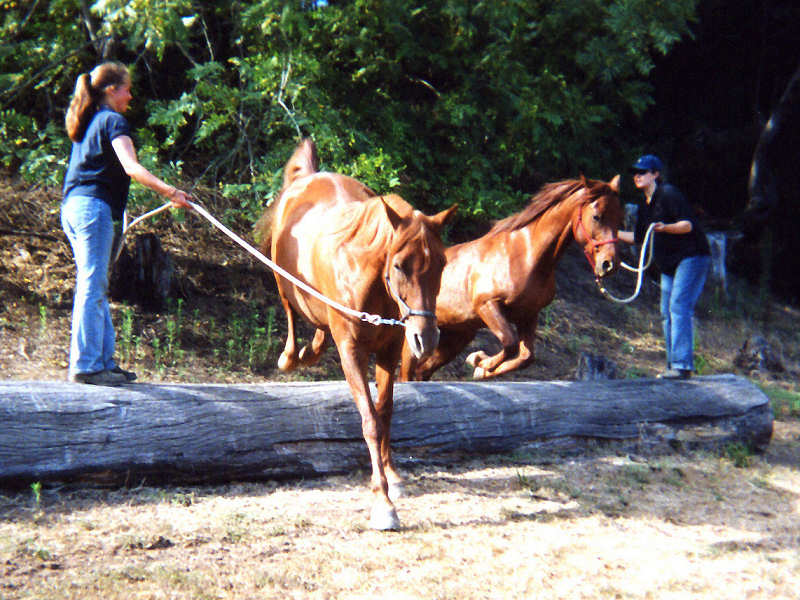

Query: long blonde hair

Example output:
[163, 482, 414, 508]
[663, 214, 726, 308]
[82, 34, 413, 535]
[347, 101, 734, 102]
[65, 62, 129, 142]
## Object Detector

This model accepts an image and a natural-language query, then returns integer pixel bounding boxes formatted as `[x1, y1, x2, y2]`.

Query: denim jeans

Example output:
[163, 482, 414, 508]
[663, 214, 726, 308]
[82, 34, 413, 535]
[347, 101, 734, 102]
[660, 254, 711, 372]
[61, 195, 118, 376]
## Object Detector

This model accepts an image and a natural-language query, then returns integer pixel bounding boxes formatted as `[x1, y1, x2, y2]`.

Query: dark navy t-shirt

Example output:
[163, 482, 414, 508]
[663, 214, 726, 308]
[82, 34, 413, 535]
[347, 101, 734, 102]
[633, 183, 710, 276]
[62, 105, 132, 220]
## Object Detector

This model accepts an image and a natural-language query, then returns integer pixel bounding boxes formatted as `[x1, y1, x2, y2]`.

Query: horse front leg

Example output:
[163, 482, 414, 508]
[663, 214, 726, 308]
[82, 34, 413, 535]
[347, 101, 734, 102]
[398, 338, 417, 382]
[410, 327, 477, 380]
[476, 317, 539, 379]
[466, 300, 518, 379]
[376, 340, 404, 502]
[335, 334, 399, 531]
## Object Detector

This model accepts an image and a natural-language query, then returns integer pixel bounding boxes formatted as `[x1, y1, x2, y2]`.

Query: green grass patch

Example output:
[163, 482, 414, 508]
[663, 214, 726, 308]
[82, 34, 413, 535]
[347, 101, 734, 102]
[757, 383, 800, 419]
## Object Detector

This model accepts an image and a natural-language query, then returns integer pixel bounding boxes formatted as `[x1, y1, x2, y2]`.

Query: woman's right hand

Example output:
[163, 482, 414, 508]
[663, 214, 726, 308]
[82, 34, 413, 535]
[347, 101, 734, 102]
[170, 188, 193, 209]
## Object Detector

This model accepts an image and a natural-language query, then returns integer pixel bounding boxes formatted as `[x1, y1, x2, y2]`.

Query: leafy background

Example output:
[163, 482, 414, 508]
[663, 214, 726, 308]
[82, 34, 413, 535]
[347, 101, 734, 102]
[2, 0, 799, 297]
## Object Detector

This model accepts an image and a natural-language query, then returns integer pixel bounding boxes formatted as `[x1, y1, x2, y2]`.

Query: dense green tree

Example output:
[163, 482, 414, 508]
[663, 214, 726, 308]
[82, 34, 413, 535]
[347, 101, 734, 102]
[1, 0, 697, 222]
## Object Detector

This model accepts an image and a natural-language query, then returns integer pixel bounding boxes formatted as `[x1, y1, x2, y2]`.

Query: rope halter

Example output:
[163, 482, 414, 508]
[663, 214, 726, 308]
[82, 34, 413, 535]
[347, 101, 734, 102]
[573, 202, 619, 273]
[383, 273, 437, 323]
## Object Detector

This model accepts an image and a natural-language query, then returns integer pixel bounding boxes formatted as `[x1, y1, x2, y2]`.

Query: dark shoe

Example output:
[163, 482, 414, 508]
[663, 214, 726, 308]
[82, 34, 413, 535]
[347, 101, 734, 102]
[110, 366, 137, 382]
[69, 369, 127, 385]
[657, 368, 692, 380]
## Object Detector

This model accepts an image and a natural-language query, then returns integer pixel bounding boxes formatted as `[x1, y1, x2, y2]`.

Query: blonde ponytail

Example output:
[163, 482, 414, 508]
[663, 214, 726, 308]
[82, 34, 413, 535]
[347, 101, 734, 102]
[65, 62, 130, 142]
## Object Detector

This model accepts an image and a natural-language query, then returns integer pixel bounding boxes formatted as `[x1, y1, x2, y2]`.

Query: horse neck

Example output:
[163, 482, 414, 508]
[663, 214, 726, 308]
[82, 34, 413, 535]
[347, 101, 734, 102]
[339, 198, 393, 275]
[528, 192, 583, 266]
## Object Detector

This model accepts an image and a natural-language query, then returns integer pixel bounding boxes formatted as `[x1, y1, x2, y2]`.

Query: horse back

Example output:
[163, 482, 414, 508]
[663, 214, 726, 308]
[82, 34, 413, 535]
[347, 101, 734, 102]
[270, 174, 393, 331]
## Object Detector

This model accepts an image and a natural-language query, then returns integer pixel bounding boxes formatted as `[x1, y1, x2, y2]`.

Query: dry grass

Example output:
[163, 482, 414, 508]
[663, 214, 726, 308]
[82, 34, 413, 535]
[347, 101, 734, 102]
[2, 425, 799, 599]
[2, 175, 800, 598]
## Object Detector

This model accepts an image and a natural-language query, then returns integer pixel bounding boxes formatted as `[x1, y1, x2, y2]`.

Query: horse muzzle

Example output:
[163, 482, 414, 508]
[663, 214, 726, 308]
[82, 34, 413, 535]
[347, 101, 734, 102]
[595, 256, 617, 278]
[404, 316, 440, 360]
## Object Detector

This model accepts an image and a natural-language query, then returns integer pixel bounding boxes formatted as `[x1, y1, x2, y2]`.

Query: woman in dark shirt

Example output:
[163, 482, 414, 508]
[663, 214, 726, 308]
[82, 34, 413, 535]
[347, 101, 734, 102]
[62, 62, 191, 385]
[618, 155, 711, 379]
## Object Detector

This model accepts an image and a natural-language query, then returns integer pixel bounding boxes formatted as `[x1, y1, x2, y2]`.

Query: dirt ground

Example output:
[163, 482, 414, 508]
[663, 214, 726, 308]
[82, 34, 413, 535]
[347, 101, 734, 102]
[1, 174, 799, 599]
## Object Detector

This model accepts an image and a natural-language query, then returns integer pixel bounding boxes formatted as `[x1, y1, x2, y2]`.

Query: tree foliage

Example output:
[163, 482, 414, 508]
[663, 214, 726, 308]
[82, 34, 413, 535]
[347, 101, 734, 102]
[1, 0, 697, 221]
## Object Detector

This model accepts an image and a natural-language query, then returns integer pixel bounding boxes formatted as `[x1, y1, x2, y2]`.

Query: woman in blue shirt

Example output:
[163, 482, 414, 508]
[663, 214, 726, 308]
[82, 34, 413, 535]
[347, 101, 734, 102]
[618, 155, 711, 380]
[62, 62, 192, 385]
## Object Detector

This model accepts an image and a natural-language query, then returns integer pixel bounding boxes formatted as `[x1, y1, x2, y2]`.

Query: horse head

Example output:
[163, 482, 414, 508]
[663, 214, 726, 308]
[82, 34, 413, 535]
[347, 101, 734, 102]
[382, 198, 458, 359]
[573, 174, 623, 278]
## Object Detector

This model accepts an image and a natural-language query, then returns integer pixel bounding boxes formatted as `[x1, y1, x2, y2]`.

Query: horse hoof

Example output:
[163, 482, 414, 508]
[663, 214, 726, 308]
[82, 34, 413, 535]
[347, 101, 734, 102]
[369, 504, 400, 531]
[465, 351, 481, 367]
[388, 482, 404, 502]
[473, 366, 486, 379]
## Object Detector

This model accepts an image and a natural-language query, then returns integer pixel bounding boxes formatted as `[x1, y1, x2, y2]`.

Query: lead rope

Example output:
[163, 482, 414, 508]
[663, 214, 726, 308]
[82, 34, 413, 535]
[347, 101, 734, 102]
[116, 200, 409, 328]
[596, 222, 656, 303]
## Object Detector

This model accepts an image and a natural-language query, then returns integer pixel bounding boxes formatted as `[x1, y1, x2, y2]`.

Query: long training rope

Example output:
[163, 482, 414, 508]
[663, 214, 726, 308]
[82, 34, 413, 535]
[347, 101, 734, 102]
[116, 200, 409, 328]
[596, 223, 656, 303]
[118, 200, 657, 315]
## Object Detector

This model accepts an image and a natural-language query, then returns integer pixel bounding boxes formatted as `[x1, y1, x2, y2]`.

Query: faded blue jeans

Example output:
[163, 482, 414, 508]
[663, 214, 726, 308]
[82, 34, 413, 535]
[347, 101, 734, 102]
[660, 254, 711, 372]
[61, 195, 119, 377]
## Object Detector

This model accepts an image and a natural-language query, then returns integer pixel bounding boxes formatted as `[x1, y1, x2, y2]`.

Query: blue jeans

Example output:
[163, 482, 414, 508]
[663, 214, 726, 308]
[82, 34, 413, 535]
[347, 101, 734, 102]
[61, 195, 119, 376]
[660, 254, 710, 372]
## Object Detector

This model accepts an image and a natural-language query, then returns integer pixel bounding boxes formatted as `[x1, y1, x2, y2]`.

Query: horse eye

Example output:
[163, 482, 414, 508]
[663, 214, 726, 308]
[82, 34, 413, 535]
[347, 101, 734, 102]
[592, 214, 601, 222]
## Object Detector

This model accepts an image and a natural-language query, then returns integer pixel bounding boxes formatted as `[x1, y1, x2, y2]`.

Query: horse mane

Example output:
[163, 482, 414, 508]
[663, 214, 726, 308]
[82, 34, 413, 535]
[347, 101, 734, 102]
[335, 194, 437, 269]
[488, 177, 611, 235]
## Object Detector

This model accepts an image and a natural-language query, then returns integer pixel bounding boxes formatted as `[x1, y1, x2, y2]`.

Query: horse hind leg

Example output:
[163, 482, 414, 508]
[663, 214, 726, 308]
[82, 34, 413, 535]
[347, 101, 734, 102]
[298, 328, 328, 366]
[277, 296, 301, 372]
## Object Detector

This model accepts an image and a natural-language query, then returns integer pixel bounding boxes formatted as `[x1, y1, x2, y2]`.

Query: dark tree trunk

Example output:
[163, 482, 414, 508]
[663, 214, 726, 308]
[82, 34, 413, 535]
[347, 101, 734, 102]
[745, 59, 800, 235]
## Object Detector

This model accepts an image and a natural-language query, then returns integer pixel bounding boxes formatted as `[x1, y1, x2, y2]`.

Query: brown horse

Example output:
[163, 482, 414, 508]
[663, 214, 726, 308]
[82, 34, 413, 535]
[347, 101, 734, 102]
[400, 175, 623, 381]
[258, 139, 456, 530]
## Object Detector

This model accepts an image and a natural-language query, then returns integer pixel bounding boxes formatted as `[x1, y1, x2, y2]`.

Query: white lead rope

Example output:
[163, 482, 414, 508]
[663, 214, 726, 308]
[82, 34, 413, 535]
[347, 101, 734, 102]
[597, 223, 657, 303]
[116, 200, 408, 328]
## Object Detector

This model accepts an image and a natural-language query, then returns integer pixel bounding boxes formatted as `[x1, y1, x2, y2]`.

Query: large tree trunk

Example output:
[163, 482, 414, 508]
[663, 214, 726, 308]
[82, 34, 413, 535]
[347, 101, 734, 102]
[0, 374, 772, 486]
[746, 59, 800, 231]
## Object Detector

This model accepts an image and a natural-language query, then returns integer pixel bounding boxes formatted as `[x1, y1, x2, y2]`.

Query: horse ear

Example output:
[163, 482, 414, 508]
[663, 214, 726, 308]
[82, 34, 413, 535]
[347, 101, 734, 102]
[579, 174, 588, 187]
[609, 174, 620, 192]
[428, 203, 458, 234]
[382, 198, 404, 230]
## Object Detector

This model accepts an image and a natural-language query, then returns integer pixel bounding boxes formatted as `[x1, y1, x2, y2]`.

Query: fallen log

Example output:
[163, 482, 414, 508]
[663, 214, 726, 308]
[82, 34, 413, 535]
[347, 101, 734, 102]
[0, 374, 772, 486]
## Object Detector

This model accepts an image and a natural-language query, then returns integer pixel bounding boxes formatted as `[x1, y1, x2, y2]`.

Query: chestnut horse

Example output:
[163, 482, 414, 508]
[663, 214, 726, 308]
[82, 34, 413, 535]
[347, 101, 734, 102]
[400, 175, 623, 381]
[257, 139, 456, 530]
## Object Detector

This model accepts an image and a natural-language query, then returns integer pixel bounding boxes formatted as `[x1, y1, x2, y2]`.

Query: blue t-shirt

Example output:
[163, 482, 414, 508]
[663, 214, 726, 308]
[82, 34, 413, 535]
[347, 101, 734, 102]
[62, 105, 132, 220]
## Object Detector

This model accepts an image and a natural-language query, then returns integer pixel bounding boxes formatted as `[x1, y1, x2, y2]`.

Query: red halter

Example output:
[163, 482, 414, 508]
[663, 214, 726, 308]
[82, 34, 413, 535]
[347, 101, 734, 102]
[574, 203, 619, 271]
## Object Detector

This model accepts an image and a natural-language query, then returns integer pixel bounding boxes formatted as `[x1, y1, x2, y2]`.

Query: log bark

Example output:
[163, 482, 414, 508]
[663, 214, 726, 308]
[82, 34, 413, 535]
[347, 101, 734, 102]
[0, 374, 772, 486]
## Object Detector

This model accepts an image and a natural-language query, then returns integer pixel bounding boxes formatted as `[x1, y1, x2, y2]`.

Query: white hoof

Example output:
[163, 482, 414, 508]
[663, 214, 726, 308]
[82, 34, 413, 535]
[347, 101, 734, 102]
[473, 366, 486, 379]
[369, 504, 400, 531]
[465, 351, 481, 367]
[388, 482, 404, 503]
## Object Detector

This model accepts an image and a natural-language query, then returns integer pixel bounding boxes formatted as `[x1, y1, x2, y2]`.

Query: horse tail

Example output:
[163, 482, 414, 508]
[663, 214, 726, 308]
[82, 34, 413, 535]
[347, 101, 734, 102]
[282, 137, 319, 189]
[254, 138, 320, 254]
[253, 208, 273, 256]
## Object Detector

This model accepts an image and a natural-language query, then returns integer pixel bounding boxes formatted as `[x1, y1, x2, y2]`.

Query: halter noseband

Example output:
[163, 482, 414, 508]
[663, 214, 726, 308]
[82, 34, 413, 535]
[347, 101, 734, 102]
[384, 273, 436, 322]
[574, 202, 619, 271]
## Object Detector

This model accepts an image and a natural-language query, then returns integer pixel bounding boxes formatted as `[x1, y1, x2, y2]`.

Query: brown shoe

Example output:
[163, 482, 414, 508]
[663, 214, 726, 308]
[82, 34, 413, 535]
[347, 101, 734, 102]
[69, 369, 127, 385]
